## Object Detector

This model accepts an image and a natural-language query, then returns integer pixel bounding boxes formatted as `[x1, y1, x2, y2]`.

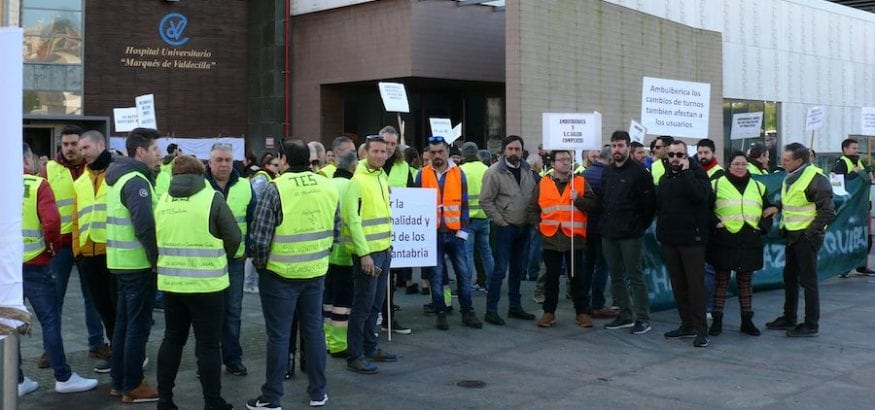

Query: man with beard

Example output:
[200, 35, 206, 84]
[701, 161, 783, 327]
[696, 139, 725, 181]
[481, 135, 538, 325]
[658, 141, 712, 347]
[630, 142, 647, 164]
[832, 138, 875, 276]
[601, 131, 656, 335]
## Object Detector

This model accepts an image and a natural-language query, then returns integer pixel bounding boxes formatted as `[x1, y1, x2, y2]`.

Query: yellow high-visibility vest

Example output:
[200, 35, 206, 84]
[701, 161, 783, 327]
[22, 175, 47, 262]
[45, 161, 75, 234]
[780, 166, 820, 231]
[712, 176, 765, 234]
[73, 172, 107, 246]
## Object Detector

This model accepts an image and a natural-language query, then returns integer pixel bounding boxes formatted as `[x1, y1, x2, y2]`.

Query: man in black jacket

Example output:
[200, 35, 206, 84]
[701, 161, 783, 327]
[658, 141, 712, 348]
[600, 131, 656, 335]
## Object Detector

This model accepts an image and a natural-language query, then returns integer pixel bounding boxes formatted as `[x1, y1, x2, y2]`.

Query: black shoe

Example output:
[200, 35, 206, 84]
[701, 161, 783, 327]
[693, 333, 710, 347]
[157, 400, 179, 410]
[206, 399, 234, 410]
[420, 287, 430, 295]
[664, 326, 697, 340]
[225, 363, 248, 376]
[436, 313, 449, 330]
[406, 284, 420, 294]
[381, 321, 412, 335]
[740, 312, 761, 336]
[462, 311, 483, 329]
[484, 311, 505, 326]
[507, 308, 535, 320]
[246, 396, 281, 409]
[392, 304, 400, 312]
[786, 324, 818, 337]
[765, 316, 796, 330]
[423, 303, 453, 315]
[365, 349, 397, 362]
[329, 350, 348, 359]
[604, 318, 634, 330]
[631, 320, 652, 335]
[708, 312, 723, 336]
[346, 358, 378, 374]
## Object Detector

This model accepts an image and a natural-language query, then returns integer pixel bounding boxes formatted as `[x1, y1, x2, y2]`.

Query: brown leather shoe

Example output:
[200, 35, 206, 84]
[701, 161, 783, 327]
[121, 379, 158, 403]
[38, 352, 50, 368]
[537, 313, 556, 328]
[591, 308, 619, 319]
[110, 388, 122, 397]
[575, 313, 594, 328]
[89, 343, 112, 360]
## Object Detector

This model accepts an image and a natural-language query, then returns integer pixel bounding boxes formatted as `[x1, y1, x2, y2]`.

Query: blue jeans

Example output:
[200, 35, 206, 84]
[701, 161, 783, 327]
[705, 262, 715, 312]
[347, 250, 391, 361]
[22, 264, 72, 382]
[527, 227, 543, 279]
[258, 272, 326, 403]
[581, 233, 609, 310]
[487, 225, 530, 313]
[428, 232, 474, 313]
[111, 270, 156, 393]
[466, 219, 495, 285]
[51, 245, 104, 350]
[222, 258, 245, 366]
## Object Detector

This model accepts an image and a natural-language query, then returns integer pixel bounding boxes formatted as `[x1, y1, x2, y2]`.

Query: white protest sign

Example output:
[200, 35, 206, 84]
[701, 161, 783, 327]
[390, 188, 437, 268]
[429, 118, 453, 140]
[640, 77, 711, 138]
[113, 107, 139, 132]
[861, 107, 875, 136]
[541, 112, 602, 150]
[805, 106, 824, 133]
[687, 144, 698, 158]
[135, 94, 157, 129]
[378, 82, 409, 113]
[628, 120, 646, 144]
[830, 173, 849, 196]
[730, 112, 764, 140]
[450, 123, 462, 144]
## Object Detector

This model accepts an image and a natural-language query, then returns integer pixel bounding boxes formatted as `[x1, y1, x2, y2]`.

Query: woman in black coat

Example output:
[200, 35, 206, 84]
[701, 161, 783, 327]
[706, 151, 777, 337]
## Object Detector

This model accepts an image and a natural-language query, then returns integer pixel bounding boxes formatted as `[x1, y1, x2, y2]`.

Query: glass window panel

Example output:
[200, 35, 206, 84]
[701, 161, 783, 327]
[24, 35, 82, 63]
[22, 9, 81, 37]
[24, 89, 82, 115]
[24, 0, 81, 11]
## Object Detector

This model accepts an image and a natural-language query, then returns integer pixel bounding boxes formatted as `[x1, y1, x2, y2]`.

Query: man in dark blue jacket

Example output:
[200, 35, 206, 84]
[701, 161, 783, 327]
[581, 145, 618, 320]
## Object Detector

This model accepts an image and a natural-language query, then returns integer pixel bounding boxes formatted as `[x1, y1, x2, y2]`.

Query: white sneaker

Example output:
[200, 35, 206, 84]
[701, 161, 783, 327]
[19, 377, 39, 397]
[309, 394, 328, 407]
[143, 356, 149, 368]
[55, 372, 98, 393]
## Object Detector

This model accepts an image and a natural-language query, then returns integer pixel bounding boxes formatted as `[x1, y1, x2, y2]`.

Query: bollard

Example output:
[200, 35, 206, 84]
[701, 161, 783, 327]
[1, 334, 19, 410]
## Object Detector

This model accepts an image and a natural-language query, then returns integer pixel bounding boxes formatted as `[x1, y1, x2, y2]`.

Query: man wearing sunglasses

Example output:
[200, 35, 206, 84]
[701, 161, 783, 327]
[416, 136, 483, 330]
[657, 141, 712, 347]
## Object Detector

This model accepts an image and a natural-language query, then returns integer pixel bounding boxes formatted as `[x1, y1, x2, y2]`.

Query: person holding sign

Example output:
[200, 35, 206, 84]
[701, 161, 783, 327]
[707, 152, 775, 338]
[527, 150, 597, 328]
[416, 136, 483, 330]
[765, 143, 835, 337]
[343, 135, 398, 374]
[831, 138, 875, 277]
[246, 139, 337, 408]
[154, 156, 241, 410]
[656, 141, 712, 348]
[480, 135, 538, 325]
[601, 131, 656, 335]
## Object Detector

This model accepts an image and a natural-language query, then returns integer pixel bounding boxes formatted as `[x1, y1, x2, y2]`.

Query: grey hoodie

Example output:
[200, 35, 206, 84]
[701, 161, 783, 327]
[105, 156, 159, 272]
[165, 174, 241, 258]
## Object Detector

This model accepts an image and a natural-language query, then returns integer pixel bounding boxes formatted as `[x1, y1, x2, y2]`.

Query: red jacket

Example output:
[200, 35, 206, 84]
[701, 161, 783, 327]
[27, 178, 62, 266]
[39, 153, 84, 247]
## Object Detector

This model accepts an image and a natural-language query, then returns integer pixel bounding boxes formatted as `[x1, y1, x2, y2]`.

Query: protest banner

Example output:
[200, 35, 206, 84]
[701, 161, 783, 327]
[113, 107, 139, 132]
[861, 107, 875, 136]
[390, 188, 437, 268]
[640, 77, 710, 138]
[730, 112, 764, 140]
[629, 120, 646, 144]
[429, 118, 453, 140]
[541, 112, 602, 151]
[135, 94, 157, 129]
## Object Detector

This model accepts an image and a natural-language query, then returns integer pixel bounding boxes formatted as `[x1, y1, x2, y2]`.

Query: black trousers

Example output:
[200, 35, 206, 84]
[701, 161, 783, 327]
[662, 245, 708, 334]
[542, 248, 586, 315]
[784, 235, 821, 329]
[77, 254, 118, 341]
[157, 290, 225, 407]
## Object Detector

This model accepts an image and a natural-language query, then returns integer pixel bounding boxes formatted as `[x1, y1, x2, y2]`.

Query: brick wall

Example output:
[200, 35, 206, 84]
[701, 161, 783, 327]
[506, 0, 724, 152]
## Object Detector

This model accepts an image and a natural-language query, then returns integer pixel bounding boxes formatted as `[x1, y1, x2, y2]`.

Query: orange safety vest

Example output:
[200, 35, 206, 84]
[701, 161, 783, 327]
[420, 165, 463, 230]
[538, 175, 587, 238]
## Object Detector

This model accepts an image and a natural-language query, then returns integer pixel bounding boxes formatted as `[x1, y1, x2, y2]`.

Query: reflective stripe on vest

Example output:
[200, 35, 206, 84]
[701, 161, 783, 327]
[347, 168, 392, 254]
[538, 175, 587, 238]
[22, 175, 46, 262]
[267, 172, 338, 278]
[329, 177, 354, 266]
[460, 162, 488, 219]
[747, 163, 765, 175]
[712, 176, 764, 234]
[420, 165, 463, 230]
[74, 171, 108, 246]
[780, 165, 819, 231]
[106, 171, 155, 270]
[46, 161, 75, 234]
[156, 187, 228, 293]
[651, 159, 666, 186]
[219, 178, 251, 258]
[706, 164, 724, 180]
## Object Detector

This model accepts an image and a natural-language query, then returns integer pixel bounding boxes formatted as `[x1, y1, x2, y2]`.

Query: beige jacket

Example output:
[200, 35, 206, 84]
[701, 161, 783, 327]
[480, 157, 537, 227]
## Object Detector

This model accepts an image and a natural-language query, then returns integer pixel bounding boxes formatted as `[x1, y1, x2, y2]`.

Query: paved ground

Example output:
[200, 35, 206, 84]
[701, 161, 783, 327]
[15, 266, 875, 410]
